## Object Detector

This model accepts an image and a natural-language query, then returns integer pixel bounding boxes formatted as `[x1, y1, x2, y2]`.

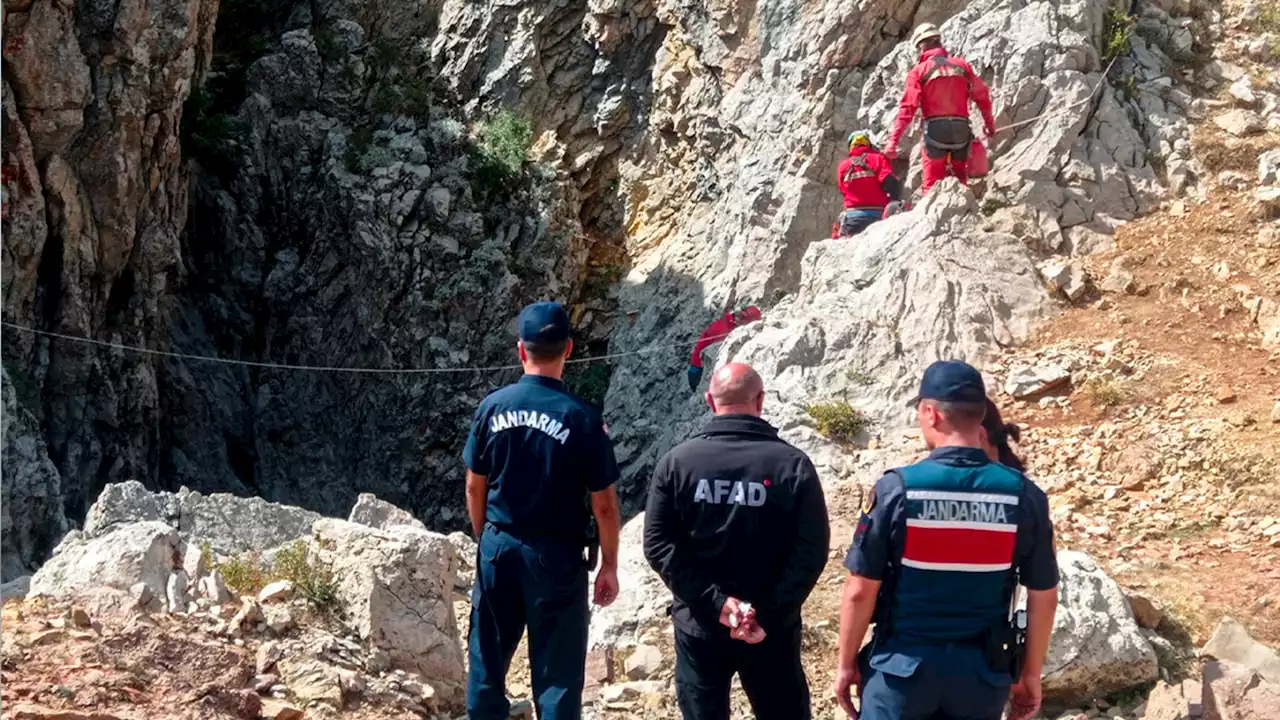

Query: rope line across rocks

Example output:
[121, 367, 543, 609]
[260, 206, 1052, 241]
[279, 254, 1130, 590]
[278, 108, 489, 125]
[1, 320, 733, 375]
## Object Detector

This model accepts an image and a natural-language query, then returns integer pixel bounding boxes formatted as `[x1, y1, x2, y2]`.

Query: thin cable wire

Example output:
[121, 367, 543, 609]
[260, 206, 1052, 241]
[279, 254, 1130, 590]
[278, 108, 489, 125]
[1, 320, 730, 374]
[992, 55, 1120, 134]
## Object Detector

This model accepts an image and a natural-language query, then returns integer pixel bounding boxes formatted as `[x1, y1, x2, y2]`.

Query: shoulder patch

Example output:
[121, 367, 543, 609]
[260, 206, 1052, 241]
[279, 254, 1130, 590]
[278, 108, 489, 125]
[861, 486, 877, 514]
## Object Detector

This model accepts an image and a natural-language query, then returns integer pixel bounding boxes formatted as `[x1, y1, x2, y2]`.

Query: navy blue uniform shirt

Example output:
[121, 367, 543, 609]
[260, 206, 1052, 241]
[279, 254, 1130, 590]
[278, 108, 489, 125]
[844, 446, 1058, 643]
[463, 374, 618, 542]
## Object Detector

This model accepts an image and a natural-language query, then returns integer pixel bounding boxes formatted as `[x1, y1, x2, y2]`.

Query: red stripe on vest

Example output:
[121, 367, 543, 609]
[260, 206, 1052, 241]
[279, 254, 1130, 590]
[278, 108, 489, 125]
[903, 525, 1017, 567]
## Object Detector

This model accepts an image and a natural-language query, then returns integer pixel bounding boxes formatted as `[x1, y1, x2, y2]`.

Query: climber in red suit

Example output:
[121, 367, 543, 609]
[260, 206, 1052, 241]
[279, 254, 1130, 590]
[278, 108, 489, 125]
[883, 23, 996, 195]
[687, 306, 763, 391]
[835, 130, 904, 238]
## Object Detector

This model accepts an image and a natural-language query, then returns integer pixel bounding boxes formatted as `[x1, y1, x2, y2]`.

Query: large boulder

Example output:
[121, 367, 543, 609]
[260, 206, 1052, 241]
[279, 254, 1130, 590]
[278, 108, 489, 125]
[1042, 550, 1159, 703]
[311, 519, 464, 705]
[588, 513, 671, 650]
[84, 481, 321, 556]
[348, 493, 427, 532]
[28, 521, 179, 606]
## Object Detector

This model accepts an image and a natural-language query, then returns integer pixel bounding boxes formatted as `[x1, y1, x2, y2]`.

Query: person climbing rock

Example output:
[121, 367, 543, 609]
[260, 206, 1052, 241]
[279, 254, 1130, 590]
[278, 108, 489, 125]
[646, 362, 830, 720]
[688, 305, 764, 391]
[835, 130, 904, 238]
[463, 301, 622, 720]
[883, 24, 996, 195]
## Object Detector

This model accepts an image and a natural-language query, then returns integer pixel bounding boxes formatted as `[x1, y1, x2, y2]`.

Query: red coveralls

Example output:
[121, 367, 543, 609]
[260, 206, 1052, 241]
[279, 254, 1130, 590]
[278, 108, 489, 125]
[689, 307, 762, 368]
[837, 146, 895, 210]
[887, 47, 995, 194]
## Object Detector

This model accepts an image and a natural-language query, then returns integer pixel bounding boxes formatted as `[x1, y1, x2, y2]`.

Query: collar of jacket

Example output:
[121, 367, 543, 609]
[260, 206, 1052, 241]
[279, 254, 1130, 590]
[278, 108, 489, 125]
[848, 145, 874, 157]
[918, 46, 949, 63]
[695, 413, 782, 440]
[926, 445, 989, 466]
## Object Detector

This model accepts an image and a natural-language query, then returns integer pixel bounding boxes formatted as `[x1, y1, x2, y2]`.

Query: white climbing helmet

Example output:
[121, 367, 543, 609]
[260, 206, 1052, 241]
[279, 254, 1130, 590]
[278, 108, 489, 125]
[911, 23, 942, 48]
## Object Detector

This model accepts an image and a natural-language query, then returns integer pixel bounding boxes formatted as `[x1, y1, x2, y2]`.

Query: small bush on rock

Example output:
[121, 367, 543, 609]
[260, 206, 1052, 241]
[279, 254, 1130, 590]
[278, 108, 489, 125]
[273, 540, 340, 615]
[1083, 377, 1133, 408]
[217, 551, 269, 596]
[806, 401, 871, 443]
[471, 109, 533, 194]
[1102, 8, 1135, 62]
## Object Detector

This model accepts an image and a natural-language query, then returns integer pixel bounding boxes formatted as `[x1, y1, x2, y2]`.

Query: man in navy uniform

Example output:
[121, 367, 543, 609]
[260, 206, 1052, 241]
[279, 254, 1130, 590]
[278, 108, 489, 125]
[833, 361, 1059, 720]
[645, 362, 830, 720]
[463, 301, 622, 720]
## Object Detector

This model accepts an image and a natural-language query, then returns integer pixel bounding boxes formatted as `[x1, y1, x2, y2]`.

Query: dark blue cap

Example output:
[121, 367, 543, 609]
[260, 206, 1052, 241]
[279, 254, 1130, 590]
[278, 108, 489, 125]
[910, 360, 987, 405]
[517, 301, 571, 344]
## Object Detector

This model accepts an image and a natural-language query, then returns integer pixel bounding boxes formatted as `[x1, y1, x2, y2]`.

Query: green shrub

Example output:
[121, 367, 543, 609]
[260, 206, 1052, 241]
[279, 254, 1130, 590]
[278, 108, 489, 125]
[358, 145, 396, 172]
[272, 540, 340, 614]
[844, 368, 873, 386]
[1102, 7, 1135, 62]
[1082, 377, 1133, 408]
[471, 110, 533, 193]
[210, 539, 339, 615]
[217, 551, 269, 596]
[806, 401, 871, 443]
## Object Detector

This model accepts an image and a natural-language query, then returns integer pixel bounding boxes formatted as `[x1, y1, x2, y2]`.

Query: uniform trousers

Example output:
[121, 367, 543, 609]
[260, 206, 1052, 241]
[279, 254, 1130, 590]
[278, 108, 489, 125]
[858, 641, 1011, 720]
[467, 525, 588, 720]
[673, 621, 811, 720]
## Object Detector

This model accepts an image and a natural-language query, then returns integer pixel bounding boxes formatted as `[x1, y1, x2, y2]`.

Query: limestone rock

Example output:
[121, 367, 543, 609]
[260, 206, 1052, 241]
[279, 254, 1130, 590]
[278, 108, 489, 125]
[1040, 259, 1091, 301]
[610, 184, 1055, 496]
[1101, 257, 1140, 295]
[199, 570, 233, 604]
[257, 640, 284, 675]
[1006, 364, 1072, 399]
[83, 482, 320, 557]
[29, 522, 179, 605]
[588, 513, 670, 650]
[1203, 660, 1280, 720]
[278, 656, 343, 705]
[260, 697, 306, 720]
[348, 493, 427, 532]
[167, 569, 191, 614]
[1258, 187, 1280, 216]
[312, 519, 464, 704]
[446, 531, 477, 597]
[1201, 618, 1280, 684]
[263, 604, 296, 634]
[1041, 551, 1159, 704]
[258, 580, 294, 604]
[1229, 77, 1256, 105]
[1214, 110, 1264, 137]
[624, 644, 665, 680]
[1127, 592, 1165, 630]
[1140, 678, 1204, 720]
[1218, 171, 1250, 191]
[1259, 149, 1280, 186]
[1, 575, 32, 601]
[2, 368, 68, 581]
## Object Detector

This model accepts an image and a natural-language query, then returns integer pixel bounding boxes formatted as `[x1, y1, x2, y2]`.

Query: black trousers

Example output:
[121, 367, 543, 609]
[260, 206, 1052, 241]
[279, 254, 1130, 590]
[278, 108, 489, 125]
[673, 622, 811, 720]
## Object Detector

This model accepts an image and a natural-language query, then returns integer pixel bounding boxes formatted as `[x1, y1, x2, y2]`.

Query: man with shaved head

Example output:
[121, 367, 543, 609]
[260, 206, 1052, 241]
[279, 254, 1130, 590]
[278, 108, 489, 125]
[644, 362, 830, 720]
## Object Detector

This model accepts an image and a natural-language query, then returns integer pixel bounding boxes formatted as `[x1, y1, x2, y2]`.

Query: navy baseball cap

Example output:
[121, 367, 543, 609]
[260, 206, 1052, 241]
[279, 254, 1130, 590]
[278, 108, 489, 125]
[517, 301, 571, 344]
[908, 360, 987, 405]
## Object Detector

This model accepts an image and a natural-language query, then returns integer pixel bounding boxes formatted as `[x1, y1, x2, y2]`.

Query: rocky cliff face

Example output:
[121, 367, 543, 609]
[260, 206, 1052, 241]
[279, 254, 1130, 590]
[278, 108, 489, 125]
[2, 0, 219, 576]
[3, 0, 1208, 573]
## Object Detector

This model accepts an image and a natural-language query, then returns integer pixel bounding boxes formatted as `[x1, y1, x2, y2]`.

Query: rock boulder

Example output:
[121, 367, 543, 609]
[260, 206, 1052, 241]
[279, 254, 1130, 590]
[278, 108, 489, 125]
[312, 519, 464, 705]
[29, 521, 180, 608]
[84, 481, 320, 556]
[348, 493, 427, 532]
[1041, 551, 1159, 703]
[588, 513, 670, 650]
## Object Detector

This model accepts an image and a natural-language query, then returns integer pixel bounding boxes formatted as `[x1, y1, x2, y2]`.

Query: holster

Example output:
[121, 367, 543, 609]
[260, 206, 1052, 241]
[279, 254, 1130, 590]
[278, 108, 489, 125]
[982, 610, 1026, 677]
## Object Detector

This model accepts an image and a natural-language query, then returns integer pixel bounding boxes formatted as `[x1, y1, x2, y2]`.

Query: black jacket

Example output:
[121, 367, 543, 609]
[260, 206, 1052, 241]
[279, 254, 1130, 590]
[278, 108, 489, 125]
[643, 414, 830, 636]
